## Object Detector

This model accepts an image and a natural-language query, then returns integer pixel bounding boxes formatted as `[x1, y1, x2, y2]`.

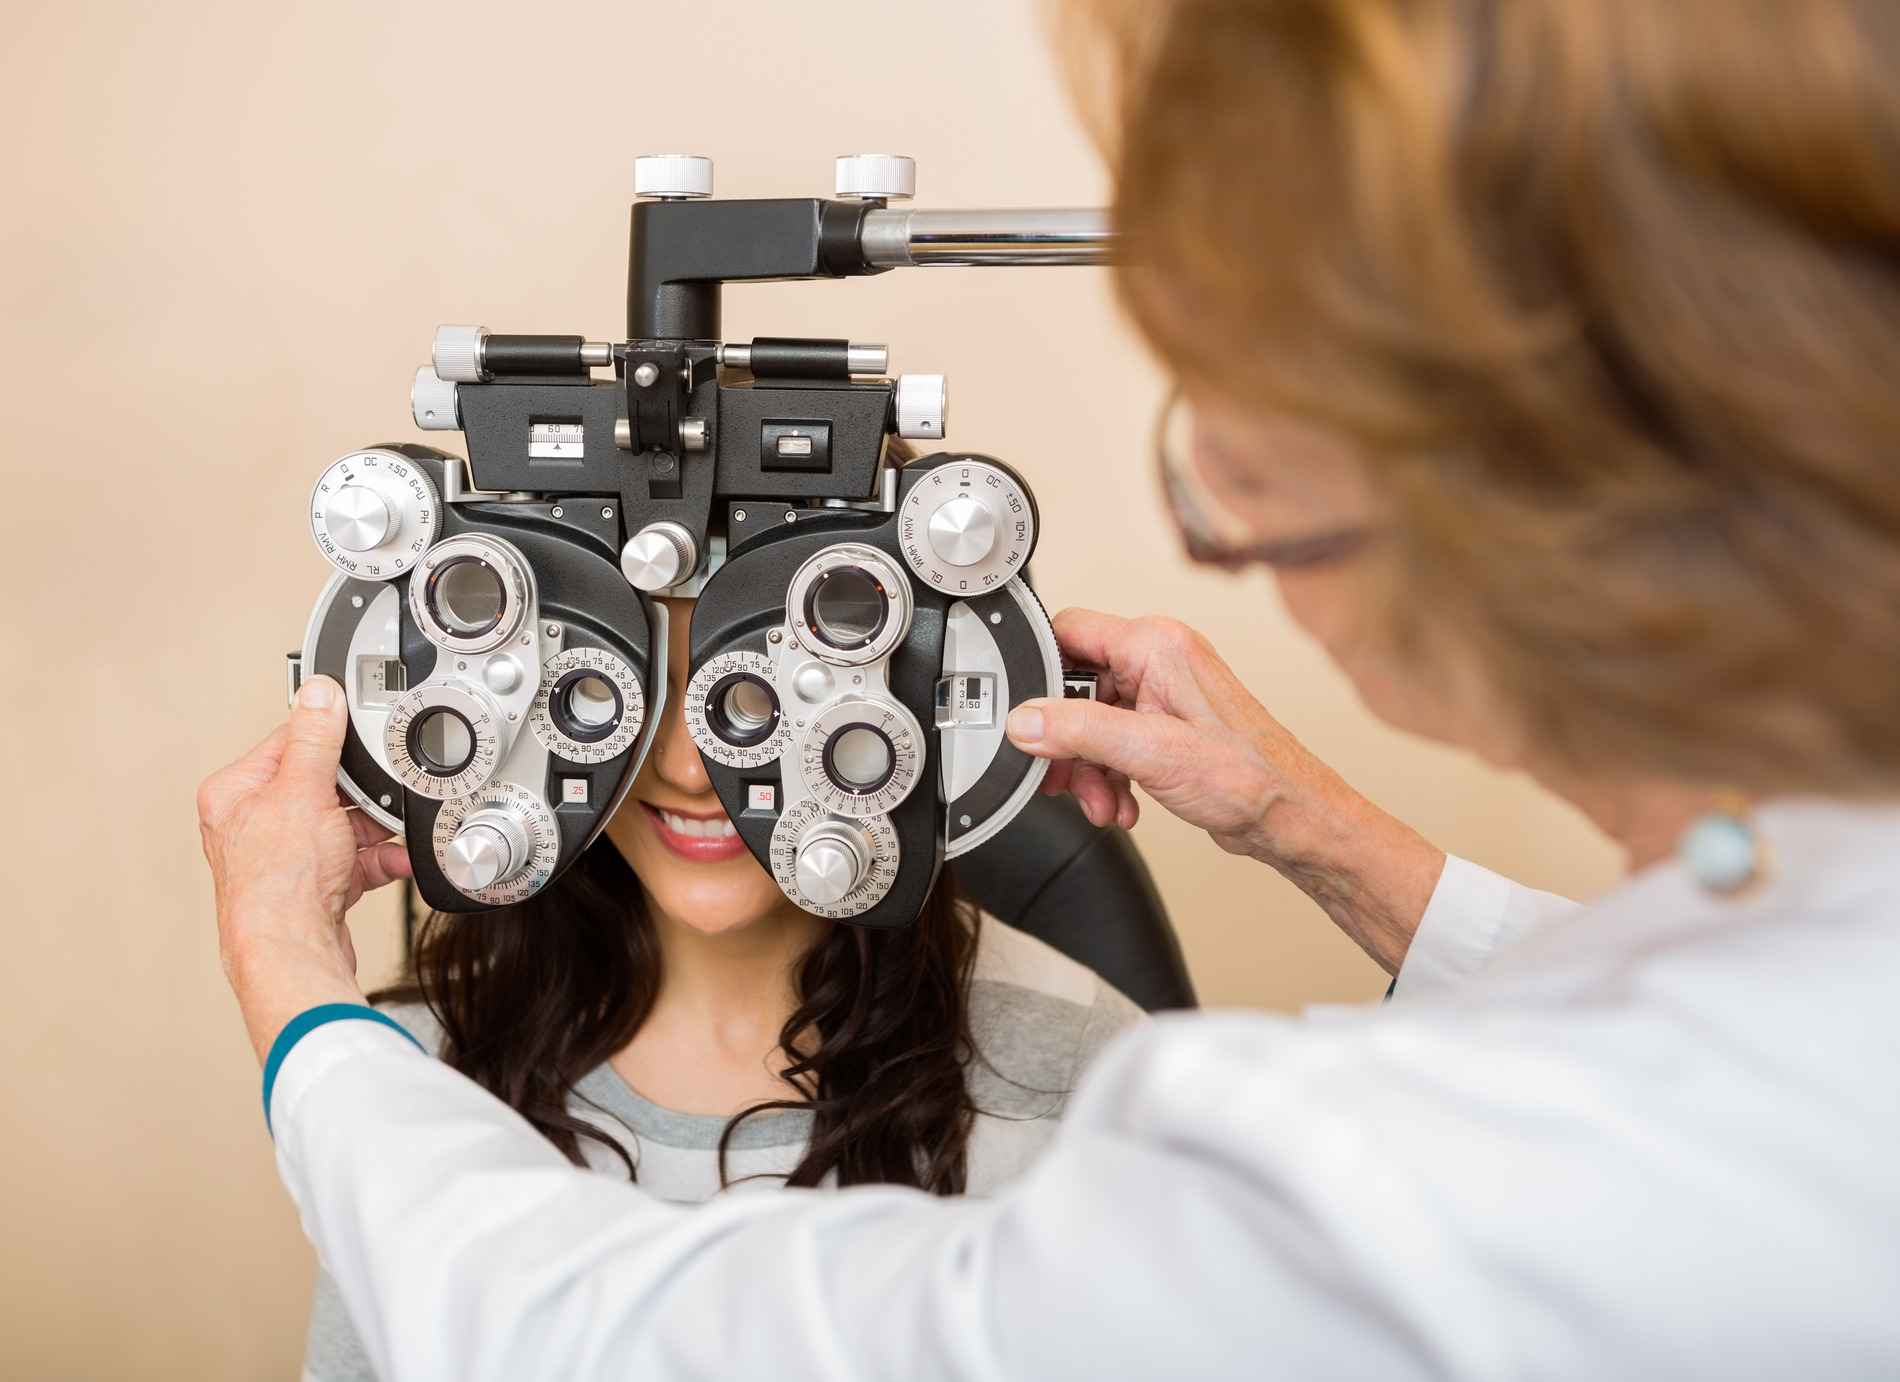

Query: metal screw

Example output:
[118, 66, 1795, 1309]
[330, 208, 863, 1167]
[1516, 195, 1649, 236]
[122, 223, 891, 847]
[602, 506, 614, 519]
[381, 795, 393, 807]
[990, 612, 1002, 625]
[768, 629, 781, 643]
[457, 660, 467, 670]
[959, 814, 972, 827]
[797, 719, 806, 728]
[734, 509, 747, 522]
[546, 622, 561, 638]
[521, 632, 533, 645]
[508, 711, 517, 721]
[426, 556, 438, 569]
[551, 505, 564, 518]
[350, 595, 363, 608]
[852, 675, 862, 684]
[783, 511, 797, 524]
[633, 362, 659, 387]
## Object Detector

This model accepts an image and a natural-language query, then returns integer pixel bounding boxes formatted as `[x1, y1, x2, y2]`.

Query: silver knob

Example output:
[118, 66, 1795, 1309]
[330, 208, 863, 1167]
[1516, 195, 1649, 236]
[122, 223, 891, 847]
[309, 449, 442, 580]
[795, 821, 872, 905]
[926, 495, 996, 567]
[634, 154, 714, 200]
[432, 325, 487, 383]
[411, 366, 461, 430]
[443, 806, 532, 892]
[895, 373, 947, 439]
[620, 521, 698, 591]
[325, 484, 392, 552]
[835, 154, 915, 201]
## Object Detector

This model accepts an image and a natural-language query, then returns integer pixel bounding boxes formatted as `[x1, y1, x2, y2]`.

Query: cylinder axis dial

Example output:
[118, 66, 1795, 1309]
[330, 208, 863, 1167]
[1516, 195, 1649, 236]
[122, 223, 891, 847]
[686, 650, 793, 769]
[530, 646, 646, 764]
[384, 680, 505, 799]
[431, 780, 559, 905]
[898, 459, 1035, 595]
[309, 449, 440, 581]
[768, 796, 900, 919]
[797, 696, 924, 818]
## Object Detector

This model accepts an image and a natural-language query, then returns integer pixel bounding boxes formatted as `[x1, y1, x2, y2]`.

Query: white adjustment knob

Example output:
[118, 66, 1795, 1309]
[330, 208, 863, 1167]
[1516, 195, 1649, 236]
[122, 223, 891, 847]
[443, 806, 532, 893]
[895, 373, 947, 439]
[835, 154, 915, 201]
[634, 155, 714, 200]
[620, 521, 698, 591]
[325, 484, 392, 553]
[795, 821, 872, 906]
[927, 495, 996, 567]
[411, 365, 461, 430]
[432, 325, 486, 383]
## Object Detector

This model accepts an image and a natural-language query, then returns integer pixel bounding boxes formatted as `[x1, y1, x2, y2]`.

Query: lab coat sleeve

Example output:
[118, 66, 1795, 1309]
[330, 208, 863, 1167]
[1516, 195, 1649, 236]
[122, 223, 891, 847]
[271, 1017, 1488, 1382]
[1391, 855, 1580, 1000]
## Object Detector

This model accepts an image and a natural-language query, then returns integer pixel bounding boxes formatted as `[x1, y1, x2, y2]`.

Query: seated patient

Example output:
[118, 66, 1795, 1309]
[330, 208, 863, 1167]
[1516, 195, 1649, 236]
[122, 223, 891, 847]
[305, 595, 1146, 1381]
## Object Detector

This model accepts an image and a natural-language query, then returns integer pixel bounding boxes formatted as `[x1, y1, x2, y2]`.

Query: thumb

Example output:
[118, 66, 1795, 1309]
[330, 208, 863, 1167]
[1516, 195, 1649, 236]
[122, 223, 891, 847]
[276, 674, 349, 796]
[1006, 695, 1197, 789]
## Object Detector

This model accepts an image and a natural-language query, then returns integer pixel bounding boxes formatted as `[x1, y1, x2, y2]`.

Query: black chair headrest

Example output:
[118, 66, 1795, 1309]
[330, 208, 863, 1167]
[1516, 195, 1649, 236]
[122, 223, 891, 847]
[956, 792, 1197, 1013]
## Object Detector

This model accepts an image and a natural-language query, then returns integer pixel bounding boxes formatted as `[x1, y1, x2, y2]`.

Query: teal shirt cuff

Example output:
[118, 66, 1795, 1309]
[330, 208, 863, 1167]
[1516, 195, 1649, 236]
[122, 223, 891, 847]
[263, 1003, 426, 1135]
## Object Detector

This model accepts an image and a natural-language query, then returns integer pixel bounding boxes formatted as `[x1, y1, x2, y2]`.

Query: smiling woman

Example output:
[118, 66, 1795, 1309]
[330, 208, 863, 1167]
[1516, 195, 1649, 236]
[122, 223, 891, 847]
[300, 596, 1146, 1382]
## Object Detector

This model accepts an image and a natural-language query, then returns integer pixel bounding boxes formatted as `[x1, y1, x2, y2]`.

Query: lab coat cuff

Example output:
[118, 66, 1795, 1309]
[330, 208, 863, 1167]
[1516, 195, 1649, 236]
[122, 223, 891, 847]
[265, 1006, 426, 1136]
[1393, 855, 1516, 1000]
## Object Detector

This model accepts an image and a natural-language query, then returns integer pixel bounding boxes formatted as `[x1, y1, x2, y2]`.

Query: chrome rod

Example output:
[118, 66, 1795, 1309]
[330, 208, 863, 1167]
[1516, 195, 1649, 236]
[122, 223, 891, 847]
[860, 209, 1114, 267]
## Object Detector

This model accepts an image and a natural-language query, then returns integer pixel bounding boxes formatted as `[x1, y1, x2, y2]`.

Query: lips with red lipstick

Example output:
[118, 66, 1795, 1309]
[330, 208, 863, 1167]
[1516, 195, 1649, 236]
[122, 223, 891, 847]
[640, 801, 751, 863]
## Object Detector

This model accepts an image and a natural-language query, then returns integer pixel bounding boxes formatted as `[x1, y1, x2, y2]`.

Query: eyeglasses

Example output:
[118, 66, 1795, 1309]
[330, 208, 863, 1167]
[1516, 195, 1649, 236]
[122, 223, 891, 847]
[1155, 392, 1378, 572]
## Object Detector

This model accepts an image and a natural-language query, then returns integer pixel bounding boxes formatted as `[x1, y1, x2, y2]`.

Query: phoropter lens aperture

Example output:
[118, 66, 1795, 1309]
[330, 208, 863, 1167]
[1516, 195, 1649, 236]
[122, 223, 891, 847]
[822, 723, 896, 795]
[805, 566, 888, 651]
[549, 669, 623, 745]
[411, 707, 476, 775]
[705, 673, 780, 748]
[427, 556, 506, 636]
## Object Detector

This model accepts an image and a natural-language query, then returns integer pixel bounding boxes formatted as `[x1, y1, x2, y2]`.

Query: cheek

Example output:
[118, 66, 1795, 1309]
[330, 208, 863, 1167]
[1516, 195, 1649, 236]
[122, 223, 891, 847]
[1275, 569, 1526, 764]
[1275, 568, 1442, 740]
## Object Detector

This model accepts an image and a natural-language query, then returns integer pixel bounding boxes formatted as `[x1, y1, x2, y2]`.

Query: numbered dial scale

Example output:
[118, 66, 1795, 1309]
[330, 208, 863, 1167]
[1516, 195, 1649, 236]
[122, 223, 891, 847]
[685, 651, 794, 769]
[384, 680, 505, 799]
[309, 449, 440, 581]
[769, 797, 901, 920]
[530, 646, 646, 764]
[430, 780, 560, 906]
[898, 459, 1036, 594]
[798, 696, 925, 817]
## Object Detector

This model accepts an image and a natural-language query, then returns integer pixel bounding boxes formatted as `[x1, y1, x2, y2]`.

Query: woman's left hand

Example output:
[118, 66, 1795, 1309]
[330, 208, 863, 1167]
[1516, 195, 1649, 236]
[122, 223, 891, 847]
[197, 675, 410, 1062]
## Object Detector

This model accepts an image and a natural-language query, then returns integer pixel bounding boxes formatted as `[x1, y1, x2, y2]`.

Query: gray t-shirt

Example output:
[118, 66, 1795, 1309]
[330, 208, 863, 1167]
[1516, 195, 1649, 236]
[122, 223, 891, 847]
[303, 914, 1145, 1382]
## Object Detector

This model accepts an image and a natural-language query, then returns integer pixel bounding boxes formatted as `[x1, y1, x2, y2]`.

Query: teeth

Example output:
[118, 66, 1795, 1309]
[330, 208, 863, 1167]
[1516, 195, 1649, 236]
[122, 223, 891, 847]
[659, 808, 736, 840]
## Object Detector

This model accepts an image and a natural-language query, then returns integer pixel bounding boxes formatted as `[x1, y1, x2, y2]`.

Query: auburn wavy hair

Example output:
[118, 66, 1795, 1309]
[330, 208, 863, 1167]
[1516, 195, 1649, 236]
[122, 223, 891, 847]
[373, 841, 978, 1193]
[1065, 0, 1900, 793]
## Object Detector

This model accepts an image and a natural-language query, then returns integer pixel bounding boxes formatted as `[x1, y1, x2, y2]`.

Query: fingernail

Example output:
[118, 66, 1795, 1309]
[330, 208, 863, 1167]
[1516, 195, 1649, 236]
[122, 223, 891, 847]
[1006, 703, 1045, 745]
[299, 676, 335, 710]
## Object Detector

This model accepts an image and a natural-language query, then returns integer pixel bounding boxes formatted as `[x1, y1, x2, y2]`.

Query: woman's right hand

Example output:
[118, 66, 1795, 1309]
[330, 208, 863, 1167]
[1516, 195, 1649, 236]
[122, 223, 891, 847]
[1005, 609, 1445, 974]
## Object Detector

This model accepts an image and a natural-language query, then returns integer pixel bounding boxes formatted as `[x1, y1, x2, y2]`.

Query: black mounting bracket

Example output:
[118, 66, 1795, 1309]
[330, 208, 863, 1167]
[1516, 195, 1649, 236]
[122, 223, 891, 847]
[626, 198, 885, 340]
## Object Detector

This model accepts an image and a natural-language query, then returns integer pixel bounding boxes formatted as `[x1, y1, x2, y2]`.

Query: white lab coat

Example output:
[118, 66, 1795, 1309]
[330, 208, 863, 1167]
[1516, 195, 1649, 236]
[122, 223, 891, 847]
[271, 800, 1900, 1380]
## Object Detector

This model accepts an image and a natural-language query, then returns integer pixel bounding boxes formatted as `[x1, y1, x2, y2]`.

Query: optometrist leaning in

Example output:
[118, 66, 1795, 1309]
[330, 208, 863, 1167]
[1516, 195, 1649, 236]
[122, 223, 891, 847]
[197, 1, 1900, 1376]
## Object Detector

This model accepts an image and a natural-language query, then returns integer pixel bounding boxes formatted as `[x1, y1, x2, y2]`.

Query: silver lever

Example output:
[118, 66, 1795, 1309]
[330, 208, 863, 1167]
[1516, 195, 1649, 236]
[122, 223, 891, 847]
[859, 209, 1114, 268]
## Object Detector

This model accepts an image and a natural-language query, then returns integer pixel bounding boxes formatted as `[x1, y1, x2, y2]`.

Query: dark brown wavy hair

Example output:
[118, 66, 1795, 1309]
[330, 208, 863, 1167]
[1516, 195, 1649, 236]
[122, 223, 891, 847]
[373, 839, 978, 1193]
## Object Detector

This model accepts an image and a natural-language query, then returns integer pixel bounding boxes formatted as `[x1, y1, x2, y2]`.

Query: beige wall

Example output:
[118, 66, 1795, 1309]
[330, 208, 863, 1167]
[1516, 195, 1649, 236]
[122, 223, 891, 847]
[0, 2, 1623, 1376]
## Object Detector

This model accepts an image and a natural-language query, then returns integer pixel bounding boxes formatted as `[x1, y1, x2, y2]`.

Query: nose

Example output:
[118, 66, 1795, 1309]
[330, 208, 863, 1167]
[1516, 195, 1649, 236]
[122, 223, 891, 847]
[656, 677, 713, 796]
